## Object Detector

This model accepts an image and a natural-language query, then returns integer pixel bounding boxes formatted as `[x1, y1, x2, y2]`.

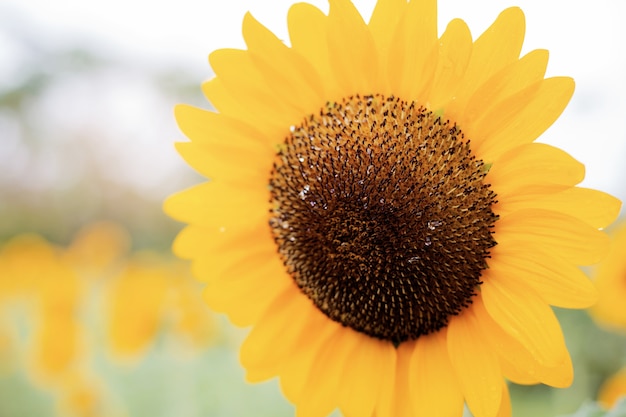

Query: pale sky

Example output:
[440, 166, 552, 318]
[2, 0, 626, 205]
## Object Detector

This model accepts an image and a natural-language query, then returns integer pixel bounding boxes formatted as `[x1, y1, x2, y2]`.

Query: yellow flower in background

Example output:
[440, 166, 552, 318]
[0, 317, 14, 375]
[63, 221, 130, 278]
[590, 219, 626, 331]
[0, 234, 83, 385]
[105, 251, 217, 362]
[106, 252, 170, 360]
[0, 234, 56, 302]
[165, 1, 621, 416]
[54, 370, 106, 417]
[0, 223, 218, 417]
[167, 262, 217, 349]
[0, 235, 46, 374]
[0, 224, 136, 385]
[598, 367, 626, 410]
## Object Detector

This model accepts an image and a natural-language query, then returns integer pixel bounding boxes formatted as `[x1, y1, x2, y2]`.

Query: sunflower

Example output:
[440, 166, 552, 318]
[0, 234, 83, 385]
[105, 250, 217, 361]
[63, 221, 130, 278]
[164, 1, 621, 416]
[598, 367, 626, 410]
[590, 219, 626, 331]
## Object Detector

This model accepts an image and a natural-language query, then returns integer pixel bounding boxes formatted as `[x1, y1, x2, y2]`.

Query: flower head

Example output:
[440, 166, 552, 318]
[599, 367, 626, 410]
[105, 251, 216, 361]
[165, 1, 621, 416]
[590, 219, 626, 331]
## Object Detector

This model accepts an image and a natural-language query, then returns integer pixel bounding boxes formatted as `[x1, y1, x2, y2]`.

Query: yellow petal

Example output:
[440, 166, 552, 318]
[473, 77, 575, 162]
[481, 273, 569, 367]
[338, 335, 394, 417]
[446, 7, 525, 119]
[501, 187, 621, 229]
[427, 18, 472, 110]
[172, 222, 269, 261]
[372, 347, 398, 417]
[598, 368, 626, 409]
[243, 12, 324, 116]
[488, 143, 584, 188]
[375, 342, 414, 417]
[173, 221, 277, 288]
[174, 104, 272, 148]
[171, 226, 206, 260]
[163, 181, 268, 232]
[201, 77, 245, 117]
[202, 256, 291, 326]
[279, 307, 342, 405]
[473, 293, 573, 388]
[489, 243, 597, 309]
[497, 383, 512, 417]
[410, 329, 464, 417]
[189, 242, 275, 285]
[447, 306, 502, 417]
[463, 49, 548, 125]
[388, 0, 438, 101]
[174, 142, 271, 187]
[209, 48, 302, 128]
[499, 360, 538, 385]
[494, 208, 610, 265]
[201, 77, 287, 140]
[296, 327, 360, 417]
[502, 347, 573, 389]
[241, 287, 317, 382]
[487, 143, 584, 206]
[288, 3, 341, 100]
[368, 0, 406, 44]
[327, 0, 379, 94]
[368, 0, 407, 95]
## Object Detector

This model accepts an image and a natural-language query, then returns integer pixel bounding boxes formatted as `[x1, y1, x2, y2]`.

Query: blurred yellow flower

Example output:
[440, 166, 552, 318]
[0, 234, 83, 385]
[63, 221, 130, 278]
[166, 0, 620, 416]
[599, 367, 626, 410]
[0, 222, 217, 416]
[105, 251, 216, 362]
[106, 252, 170, 360]
[0, 234, 58, 301]
[54, 370, 106, 417]
[167, 263, 217, 348]
[590, 219, 626, 331]
[0, 317, 14, 375]
[29, 316, 82, 385]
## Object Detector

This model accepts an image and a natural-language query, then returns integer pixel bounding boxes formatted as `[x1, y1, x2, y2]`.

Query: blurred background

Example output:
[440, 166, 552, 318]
[0, 0, 625, 416]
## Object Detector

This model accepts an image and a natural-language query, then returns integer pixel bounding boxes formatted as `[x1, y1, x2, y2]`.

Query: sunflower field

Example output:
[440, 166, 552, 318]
[2, 1, 626, 417]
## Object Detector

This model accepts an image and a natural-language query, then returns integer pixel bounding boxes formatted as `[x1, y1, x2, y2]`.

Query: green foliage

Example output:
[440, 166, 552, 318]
[560, 399, 626, 417]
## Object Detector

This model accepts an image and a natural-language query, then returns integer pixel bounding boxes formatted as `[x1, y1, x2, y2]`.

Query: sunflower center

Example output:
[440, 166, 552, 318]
[269, 94, 498, 344]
